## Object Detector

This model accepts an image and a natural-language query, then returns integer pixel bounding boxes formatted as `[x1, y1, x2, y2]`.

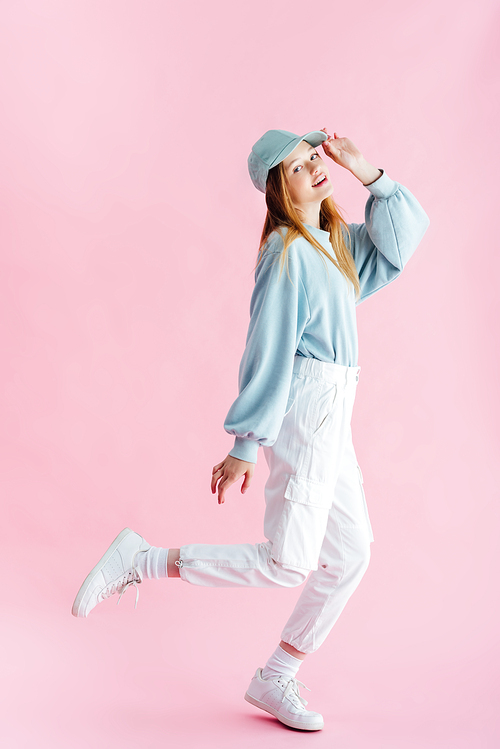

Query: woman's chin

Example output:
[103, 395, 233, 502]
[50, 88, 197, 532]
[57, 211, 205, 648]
[319, 185, 334, 201]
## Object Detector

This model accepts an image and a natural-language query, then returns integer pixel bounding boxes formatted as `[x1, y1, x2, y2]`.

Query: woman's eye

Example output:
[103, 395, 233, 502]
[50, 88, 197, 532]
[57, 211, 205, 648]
[293, 153, 319, 172]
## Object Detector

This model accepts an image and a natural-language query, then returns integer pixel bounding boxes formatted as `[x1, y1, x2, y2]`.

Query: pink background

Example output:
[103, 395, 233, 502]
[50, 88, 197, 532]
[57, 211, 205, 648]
[2, 1, 499, 747]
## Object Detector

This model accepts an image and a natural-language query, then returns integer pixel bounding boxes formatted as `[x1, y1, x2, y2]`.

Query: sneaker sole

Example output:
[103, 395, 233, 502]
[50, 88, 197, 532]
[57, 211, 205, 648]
[244, 692, 324, 731]
[71, 527, 134, 618]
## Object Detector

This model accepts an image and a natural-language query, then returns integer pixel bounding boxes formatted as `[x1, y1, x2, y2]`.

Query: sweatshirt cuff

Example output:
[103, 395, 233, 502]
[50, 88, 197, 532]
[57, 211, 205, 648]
[229, 436, 259, 464]
[363, 168, 399, 199]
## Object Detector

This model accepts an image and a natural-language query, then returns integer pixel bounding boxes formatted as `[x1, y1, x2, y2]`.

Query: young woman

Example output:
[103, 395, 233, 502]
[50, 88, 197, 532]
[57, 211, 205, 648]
[72, 128, 430, 732]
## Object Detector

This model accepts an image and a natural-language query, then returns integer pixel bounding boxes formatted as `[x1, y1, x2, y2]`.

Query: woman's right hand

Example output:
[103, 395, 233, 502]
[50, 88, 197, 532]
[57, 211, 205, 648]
[211, 454, 255, 505]
[320, 129, 365, 173]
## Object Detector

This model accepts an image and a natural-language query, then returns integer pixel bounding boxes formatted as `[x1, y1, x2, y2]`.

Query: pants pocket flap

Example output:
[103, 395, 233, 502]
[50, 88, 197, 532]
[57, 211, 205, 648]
[284, 474, 331, 509]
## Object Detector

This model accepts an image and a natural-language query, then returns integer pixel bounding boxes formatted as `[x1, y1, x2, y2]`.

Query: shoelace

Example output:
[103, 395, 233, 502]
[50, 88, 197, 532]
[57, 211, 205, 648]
[280, 677, 311, 708]
[98, 558, 144, 609]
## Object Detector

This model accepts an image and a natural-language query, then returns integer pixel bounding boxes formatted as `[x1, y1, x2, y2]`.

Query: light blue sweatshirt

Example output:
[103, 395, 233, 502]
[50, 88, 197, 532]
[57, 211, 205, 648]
[224, 169, 430, 464]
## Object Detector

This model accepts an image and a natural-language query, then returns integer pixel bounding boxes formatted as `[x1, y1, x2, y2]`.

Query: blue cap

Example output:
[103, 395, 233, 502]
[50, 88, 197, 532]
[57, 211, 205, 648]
[248, 129, 329, 193]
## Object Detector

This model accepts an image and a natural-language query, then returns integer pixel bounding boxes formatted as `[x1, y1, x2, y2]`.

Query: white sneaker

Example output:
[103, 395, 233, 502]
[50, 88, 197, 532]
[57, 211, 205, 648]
[244, 668, 324, 731]
[72, 528, 151, 618]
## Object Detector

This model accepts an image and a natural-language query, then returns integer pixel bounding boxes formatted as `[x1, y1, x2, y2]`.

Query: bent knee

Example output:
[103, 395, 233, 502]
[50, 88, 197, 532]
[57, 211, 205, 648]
[269, 558, 310, 587]
[353, 538, 371, 575]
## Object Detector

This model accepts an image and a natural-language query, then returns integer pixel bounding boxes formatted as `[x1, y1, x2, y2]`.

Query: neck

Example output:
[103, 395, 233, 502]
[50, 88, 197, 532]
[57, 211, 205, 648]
[296, 203, 321, 230]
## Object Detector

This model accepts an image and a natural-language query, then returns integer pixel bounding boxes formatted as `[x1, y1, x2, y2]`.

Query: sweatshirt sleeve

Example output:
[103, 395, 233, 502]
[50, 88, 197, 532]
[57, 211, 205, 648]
[346, 169, 431, 306]
[223, 241, 309, 464]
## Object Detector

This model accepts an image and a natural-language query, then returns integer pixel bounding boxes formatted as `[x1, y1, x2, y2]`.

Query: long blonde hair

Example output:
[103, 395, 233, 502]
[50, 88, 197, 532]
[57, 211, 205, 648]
[253, 161, 361, 302]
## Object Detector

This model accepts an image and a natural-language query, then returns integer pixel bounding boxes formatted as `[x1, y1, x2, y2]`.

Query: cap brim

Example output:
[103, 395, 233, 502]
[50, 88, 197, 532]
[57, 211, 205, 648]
[301, 130, 330, 147]
[269, 130, 329, 169]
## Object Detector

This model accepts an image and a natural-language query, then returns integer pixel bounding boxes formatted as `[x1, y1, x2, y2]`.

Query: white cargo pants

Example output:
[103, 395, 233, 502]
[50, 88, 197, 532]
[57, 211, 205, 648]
[178, 354, 375, 654]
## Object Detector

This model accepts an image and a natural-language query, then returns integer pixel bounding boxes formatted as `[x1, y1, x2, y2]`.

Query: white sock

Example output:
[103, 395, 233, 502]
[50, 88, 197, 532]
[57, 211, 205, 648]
[134, 546, 169, 579]
[261, 644, 303, 681]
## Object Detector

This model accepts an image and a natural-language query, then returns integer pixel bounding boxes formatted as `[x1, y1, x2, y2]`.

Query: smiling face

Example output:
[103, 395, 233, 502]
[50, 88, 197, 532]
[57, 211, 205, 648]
[281, 139, 333, 219]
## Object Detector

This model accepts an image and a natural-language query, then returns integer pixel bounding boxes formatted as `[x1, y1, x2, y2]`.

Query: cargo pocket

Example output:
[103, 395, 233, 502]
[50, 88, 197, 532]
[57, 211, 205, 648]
[271, 474, 331, 571]
[357, 464, 375, 542]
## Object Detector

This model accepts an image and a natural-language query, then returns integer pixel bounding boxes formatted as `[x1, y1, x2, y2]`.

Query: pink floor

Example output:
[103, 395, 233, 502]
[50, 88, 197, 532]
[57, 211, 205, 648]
[4, 542, 498, 749]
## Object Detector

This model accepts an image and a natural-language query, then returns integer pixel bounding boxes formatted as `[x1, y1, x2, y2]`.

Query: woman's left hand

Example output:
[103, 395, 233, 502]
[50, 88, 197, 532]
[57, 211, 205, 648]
[320, 129, 365, 173]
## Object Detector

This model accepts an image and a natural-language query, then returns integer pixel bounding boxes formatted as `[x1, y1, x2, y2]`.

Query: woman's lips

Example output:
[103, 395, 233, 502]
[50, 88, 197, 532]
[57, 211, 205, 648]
[312, 175, 328, 187]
